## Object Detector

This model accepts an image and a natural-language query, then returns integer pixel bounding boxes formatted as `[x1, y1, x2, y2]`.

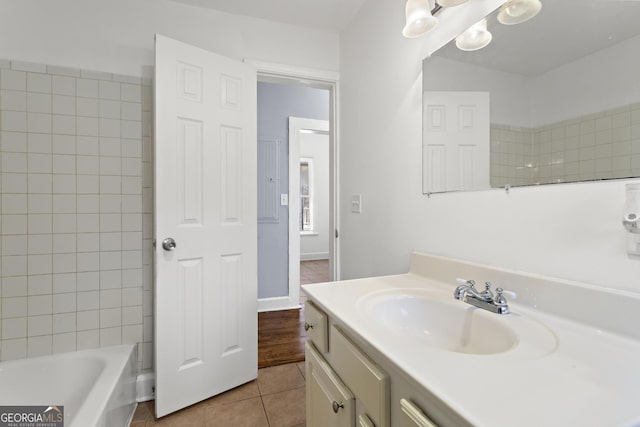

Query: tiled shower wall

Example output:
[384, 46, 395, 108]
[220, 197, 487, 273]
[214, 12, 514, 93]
[491, 102, 640, 188]
[0, 59, 154, 373]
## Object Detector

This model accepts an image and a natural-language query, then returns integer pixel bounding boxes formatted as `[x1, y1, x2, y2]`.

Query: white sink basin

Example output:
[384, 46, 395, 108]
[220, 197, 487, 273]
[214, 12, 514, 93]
[357, 290, 521, 355]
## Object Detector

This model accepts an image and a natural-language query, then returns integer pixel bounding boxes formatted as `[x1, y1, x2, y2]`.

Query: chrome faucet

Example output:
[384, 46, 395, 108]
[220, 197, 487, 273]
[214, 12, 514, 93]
[454, 279, 509, 315]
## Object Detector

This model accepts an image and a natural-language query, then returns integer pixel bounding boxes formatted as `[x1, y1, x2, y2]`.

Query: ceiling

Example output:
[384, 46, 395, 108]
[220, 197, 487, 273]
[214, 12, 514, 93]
[433, 0, 640, 76]
[168, 0, 368, 33]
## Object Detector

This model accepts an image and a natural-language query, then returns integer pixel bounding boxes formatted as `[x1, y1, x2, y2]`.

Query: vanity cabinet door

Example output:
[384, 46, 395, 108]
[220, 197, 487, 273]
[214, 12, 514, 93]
[400, 398, 438, 427]
[305, 301, 329, 352]
[306, 342, 355, 427]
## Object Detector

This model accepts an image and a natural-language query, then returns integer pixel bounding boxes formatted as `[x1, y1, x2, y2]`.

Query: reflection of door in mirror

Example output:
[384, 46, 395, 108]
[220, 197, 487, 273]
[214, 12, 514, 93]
[423, 91, 490, 193]
[300, 159, 313, 231]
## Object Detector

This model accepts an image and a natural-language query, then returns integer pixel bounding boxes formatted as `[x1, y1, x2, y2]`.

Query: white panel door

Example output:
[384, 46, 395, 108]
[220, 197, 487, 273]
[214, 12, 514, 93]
[423, 91, 490, 193]
[154, 34, 257, 418]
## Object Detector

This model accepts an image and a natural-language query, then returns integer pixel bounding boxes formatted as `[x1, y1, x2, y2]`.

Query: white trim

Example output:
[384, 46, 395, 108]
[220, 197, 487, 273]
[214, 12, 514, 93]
[301, 252, 329, 261]
[257, 296, 302, 312]
[136, 372, 155, 402]
[245, 59, 340, 83]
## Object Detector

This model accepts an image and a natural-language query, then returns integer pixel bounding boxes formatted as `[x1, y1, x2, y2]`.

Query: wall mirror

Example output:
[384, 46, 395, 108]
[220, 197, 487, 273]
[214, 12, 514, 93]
[422, 0, 640, 194]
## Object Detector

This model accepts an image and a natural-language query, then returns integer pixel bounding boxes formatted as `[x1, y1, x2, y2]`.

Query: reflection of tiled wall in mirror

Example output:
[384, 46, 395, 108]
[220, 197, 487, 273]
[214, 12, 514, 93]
[490, 102, 640, 188]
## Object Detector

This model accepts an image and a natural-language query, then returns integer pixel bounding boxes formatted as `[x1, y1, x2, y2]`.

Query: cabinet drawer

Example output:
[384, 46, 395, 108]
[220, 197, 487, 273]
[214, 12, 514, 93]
[305, 301, 328, 352]
[330, 325, 390, 427]
[400, 398, 438, 427]
[306, 342, 355, 427]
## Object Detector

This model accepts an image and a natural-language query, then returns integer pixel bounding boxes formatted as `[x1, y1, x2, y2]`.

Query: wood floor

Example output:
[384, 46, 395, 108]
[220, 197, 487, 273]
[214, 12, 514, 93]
[257, 260, 329, 369]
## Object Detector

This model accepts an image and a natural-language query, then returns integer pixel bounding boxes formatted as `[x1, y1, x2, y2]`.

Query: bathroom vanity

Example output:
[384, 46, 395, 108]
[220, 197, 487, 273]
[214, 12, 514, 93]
[302, 252, 640, 427]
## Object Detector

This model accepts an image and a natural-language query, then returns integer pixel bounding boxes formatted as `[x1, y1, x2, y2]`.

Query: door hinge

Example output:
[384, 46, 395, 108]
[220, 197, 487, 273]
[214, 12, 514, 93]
[335, 229, 339, 239]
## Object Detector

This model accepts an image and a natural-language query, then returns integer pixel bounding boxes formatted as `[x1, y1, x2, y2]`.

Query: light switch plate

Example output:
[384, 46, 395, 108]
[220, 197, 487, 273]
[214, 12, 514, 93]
[351, 194, 362, 213]
[280, 194, 288, 206]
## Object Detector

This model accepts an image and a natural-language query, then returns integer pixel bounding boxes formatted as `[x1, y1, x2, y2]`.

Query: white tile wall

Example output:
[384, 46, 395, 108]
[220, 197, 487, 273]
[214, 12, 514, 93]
[0, 59, 153, 372]
[491, 102, 640, 187]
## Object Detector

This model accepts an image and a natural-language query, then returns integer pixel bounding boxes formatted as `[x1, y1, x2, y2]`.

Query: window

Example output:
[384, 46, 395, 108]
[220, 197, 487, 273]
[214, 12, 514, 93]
[300, 158, 313, 232]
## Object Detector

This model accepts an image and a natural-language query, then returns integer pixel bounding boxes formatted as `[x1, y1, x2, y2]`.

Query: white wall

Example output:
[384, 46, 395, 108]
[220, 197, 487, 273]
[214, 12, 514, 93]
[339, 0, 640, 294]
[0, 0, 339, 77]
[300, 132, 330, 260]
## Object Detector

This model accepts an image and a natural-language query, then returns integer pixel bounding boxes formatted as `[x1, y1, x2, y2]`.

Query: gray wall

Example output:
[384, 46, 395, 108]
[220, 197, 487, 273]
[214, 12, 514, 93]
[257, 81, 329, 299]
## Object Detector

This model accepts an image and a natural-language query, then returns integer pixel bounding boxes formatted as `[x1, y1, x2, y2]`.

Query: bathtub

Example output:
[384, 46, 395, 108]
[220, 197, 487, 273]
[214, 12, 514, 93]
[0, 344, 137, 427]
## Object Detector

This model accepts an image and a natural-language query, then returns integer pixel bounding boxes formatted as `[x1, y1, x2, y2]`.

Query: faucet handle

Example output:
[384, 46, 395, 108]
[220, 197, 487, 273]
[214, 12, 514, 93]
[494, 288, 508, 306]
[455, 278, 475, 287]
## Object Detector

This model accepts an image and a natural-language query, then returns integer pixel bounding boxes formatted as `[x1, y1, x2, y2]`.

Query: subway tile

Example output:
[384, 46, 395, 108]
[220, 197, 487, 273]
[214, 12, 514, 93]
[52, 135, 75, 155]
[28, 294, 52, 316]
[1, 69, 27, 90]
[100, 137, 121, 156]
[51, 75, 76, 95]
[77, 116, 99, 136]
[100, 251, 121, 271]
[100, 156, 121, 175]
[53, 292, 76, 313]
[2, 277, 27, 298]
[2, 255, 27, 277]
[122, 176, 142, 194]
[76, 271, 99, 292]
[48, 65, 80, 78]
[100, 195, 122, 213]
[53, 253, 76, 273]
[100, 213, 121, 232]
[27, 254, 52, 276]
[99, 81, 120, 100]
[52, 272, 76, 293]
[77, 195, 99, 213]
[77, 291, 99, 311]
[122, 250, 142, 269]
[52, 153, 76, 174]
[52, 313, 76, 334]
[53, 194, 76, 214]
[28, 314, 52, 336]
[26, 164, 53, 190]
[81, 69, 112, 81]
[113, 74, 141, 85]
[121, 84, 141, 102]
[76, 97, 99, 117]
[77, 329, 99, 350]
[1, 152, 27, 173]
[76, 136, 99, 156]
[77, 310, 99, 331]
[122, 324, 142, 344]
[100, 326, 121, 347]
[122, 195, 142, 213]
[122, 269, 142, 288]
[28, 335, 52, 357]
[100, 232, 122, 251]
[77, 251, 99, 272]
[52, 332, 76, 354]
[122, 157, 142, 177]
[121, 102, 142, 121]
[99, 118, 120, 138]
[100, 307, 121, 327]
[142, 291, 152, 316]
[2, 317, 27, 339]
[2, 297, 27, 318]
[143, 316, 152, 342]
[77, 175, 99, 194]
[100, 99, 120, 119]
[1, 131, 27, 152]
[2, 235, 27, 256]
[28, 153, 52, 173]
[52, 114, 76, 135]
[52, 174, 76, 194]
[76, 79, 99, 98]
[142, 137, 152, 161]
[77, 156, 99, 175]
[122, 232, 142, 250]
[122, 121, 142, 138]
[122, 214, 142, 232]
[77, 233, 99, 253]
[27, 112, 52, 133]
[27, 214, 53, 234]
[1, 338, 27, 361]
[121, 138, 142, 158]
[27, 92, 51, 113]
[3, 194, 27, 214]
[1, 89, 27, 111]
[28, 133, 52, 153]
[12, 61, 46, 73]
[52, 213, 76, 233]
[27, 234, 52, 255]
[100, 270, 122, 289]
[122, 287, 142, 306]
[2, 111, 27, 132]
[1, 172, 27, 194]
[100, 176, 121, 195]
[28, 194, 52, 214]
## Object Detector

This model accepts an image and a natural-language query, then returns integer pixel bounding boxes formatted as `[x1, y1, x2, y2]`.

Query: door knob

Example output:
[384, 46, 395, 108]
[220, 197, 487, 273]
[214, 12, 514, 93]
[162, 238, 176, 251]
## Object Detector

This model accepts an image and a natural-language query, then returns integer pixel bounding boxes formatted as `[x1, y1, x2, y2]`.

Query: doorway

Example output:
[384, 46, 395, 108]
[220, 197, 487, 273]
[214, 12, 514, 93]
[255, 63, 339, 313]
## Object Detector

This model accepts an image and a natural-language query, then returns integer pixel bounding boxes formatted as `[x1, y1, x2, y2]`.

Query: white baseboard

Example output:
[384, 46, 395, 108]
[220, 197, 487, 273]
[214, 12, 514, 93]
[258, 296, 302, 312]
[136, 372, 155, 402]
[300, 252, 329, 261]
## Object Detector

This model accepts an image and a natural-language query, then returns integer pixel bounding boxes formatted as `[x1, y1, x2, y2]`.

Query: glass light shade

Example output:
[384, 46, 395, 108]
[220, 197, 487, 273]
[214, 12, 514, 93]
[402, 0, 438, 38]
[497, 0, 542, 25]
[455, 18, 492, 51]
[437, 0, 469, 6]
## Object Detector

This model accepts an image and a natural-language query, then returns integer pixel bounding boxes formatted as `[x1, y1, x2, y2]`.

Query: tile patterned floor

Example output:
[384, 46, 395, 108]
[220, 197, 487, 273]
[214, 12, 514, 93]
[131, 361, 306, 427]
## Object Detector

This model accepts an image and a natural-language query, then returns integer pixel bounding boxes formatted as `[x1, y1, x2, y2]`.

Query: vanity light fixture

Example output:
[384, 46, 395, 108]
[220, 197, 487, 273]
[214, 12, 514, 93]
[455, 18, 493, 51]
[497, 0, 542, 25]
[402, 0, 438, 38]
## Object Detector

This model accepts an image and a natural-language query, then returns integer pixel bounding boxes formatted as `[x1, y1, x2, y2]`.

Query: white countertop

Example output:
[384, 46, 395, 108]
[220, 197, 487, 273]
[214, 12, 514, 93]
[302, 253, 640, 427]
